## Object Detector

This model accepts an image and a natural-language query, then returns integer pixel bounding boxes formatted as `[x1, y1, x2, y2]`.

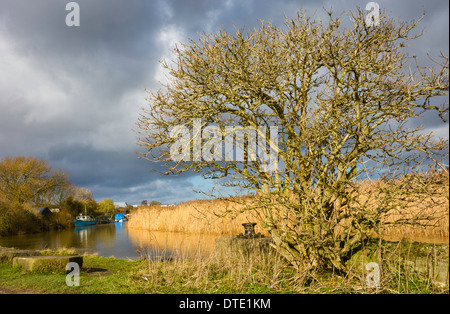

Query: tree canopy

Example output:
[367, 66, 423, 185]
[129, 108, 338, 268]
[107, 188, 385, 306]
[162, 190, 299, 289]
[137, 8, 449, 276]
[0, 156, 69, 206]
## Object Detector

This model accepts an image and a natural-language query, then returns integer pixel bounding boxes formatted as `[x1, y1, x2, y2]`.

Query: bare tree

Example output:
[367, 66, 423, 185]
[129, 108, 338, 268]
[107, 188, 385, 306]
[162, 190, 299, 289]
[137, 9, 448, 277]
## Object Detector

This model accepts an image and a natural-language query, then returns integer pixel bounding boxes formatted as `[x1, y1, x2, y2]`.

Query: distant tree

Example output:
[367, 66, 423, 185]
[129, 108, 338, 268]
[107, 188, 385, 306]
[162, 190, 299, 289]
[73, 187, 95, 202]
[141, 200, 148, 206]
[149, 200, 162, 206]
[85, 199, 99, 216]
[61, 187, 99, 217]
[62, 195, 83, 217]
[52, 181, 78, 207]
[98, 198, 115, 215]
[0, 156, 69, 205]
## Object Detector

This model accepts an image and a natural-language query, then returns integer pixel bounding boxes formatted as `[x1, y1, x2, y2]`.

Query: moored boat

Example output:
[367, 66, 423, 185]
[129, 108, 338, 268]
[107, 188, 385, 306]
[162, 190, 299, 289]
[74, 205, 97, 226]
[114, 213, 127, 222]
[74, 215, 98, 226]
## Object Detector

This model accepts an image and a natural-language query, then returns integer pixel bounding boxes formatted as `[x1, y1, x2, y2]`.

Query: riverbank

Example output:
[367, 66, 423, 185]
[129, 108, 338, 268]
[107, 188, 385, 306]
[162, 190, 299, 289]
[1, 239, 448, 294]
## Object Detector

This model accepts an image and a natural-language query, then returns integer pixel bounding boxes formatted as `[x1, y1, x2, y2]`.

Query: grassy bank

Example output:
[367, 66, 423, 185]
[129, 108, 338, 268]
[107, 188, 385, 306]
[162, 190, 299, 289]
[1, 240, 448, 294]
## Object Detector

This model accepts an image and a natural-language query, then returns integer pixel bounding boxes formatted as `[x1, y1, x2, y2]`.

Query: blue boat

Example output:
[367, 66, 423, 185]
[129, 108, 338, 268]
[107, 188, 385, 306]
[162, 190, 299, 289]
[74, 206, 97, 226]
[74, 215, 97, 226]
[114, 214, 127, 222]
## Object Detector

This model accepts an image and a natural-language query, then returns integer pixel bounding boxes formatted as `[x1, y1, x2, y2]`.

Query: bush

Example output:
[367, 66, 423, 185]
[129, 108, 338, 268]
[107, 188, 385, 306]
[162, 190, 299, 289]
[47, 208, 73, 230]
[0, 197, 41, 236]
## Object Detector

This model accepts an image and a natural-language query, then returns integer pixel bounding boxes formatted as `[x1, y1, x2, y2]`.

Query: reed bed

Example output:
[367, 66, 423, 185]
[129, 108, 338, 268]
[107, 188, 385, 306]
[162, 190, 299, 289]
[381, 197, 449, 244]
[365, 173, 449, 243]
[128, 171, 449, 243]
[127, 197, 266, 235]
[128, 197, 448, 243]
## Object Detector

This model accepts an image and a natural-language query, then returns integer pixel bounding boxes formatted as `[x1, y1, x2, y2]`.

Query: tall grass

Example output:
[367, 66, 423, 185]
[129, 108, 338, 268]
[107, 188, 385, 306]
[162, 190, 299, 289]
[136, 233, 295, 293]
[381, 188, 449, 243]
[135, 234, 448, 293]
[376, 171, 449, 243]
[127, 196, 448, 243]
[127, 197, 266, 235]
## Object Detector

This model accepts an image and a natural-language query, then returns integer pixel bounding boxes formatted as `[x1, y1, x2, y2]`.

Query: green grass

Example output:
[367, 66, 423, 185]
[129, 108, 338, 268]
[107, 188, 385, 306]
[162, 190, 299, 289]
[0, 255, 148, 294]
[0, 250, 304, 294]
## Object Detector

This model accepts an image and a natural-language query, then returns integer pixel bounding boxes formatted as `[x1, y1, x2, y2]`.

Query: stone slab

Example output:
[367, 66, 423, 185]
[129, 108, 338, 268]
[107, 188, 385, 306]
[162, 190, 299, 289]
[12, 255, 83, 273]
[0, 248, 42, 263]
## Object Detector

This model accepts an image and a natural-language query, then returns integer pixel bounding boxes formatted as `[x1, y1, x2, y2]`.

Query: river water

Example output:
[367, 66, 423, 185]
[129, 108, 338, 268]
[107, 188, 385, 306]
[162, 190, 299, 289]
[1, 223, 447, 260]
[0, 222, 217, 260]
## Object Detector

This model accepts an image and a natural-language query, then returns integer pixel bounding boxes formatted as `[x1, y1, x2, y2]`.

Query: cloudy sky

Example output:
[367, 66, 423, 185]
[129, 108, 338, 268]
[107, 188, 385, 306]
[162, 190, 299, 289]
[0, 0, 448, 205]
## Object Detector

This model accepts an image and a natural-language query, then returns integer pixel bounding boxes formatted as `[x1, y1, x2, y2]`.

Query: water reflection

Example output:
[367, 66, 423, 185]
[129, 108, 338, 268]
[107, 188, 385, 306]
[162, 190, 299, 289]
[2, 223, 445, 261]
[126, 228, 217, 260]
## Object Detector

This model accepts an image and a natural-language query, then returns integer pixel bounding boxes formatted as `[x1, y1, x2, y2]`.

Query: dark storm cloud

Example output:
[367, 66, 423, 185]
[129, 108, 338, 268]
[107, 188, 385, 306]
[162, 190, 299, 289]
[0, 0, 162, 108]
[45, 142, 199, 203]
[0, 0, 448, 204]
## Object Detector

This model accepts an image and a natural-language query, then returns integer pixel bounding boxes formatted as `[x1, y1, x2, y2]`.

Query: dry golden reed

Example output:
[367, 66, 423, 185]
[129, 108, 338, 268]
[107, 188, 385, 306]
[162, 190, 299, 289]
[360, 173, 449, 243]
[379, 192, 449, 243]
[127, 197, 266, 235]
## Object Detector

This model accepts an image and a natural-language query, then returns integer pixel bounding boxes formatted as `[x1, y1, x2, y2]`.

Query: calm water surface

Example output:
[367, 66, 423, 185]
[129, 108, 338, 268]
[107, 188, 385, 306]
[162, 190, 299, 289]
[1, 223, 446, 260]
[0, 223, 217, 260]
